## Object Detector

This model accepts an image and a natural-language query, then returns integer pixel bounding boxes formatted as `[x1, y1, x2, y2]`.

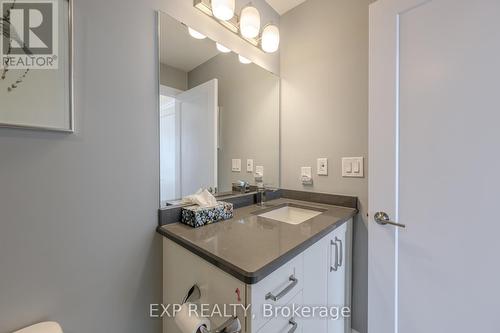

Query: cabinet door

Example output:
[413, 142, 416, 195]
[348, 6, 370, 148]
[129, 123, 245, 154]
[327, 222, 348, 333]
[302, 235, 329, 332]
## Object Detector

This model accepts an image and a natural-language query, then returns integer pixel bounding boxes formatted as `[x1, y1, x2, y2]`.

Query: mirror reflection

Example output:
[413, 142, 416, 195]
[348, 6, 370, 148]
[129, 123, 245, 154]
[159, 12, 280, 207]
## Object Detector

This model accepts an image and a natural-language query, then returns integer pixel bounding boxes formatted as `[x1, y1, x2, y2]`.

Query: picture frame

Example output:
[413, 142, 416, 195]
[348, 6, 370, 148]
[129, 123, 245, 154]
[0, 0, 74, 132]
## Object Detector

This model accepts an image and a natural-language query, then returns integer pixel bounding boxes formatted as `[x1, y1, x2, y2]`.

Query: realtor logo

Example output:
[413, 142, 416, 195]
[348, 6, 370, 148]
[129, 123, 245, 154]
[1, 0, 58, 69]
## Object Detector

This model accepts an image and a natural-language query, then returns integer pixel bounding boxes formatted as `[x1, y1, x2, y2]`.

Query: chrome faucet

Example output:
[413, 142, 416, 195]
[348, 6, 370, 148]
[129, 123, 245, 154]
[233, 180, 250, 193]
[257, 185, 279, 207]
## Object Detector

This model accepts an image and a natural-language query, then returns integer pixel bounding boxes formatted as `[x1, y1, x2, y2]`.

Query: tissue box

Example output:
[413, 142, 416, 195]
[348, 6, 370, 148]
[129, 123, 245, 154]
[181, 201, 234, 228]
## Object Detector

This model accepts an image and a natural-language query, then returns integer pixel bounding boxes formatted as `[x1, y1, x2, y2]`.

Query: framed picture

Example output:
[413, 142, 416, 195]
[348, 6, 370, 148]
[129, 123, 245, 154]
[0, 0, 73, 132]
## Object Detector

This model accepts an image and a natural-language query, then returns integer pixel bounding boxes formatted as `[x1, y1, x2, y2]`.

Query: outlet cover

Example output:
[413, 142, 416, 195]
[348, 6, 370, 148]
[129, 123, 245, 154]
[247, 159, 254, 172]
[317, 158, 328, 175]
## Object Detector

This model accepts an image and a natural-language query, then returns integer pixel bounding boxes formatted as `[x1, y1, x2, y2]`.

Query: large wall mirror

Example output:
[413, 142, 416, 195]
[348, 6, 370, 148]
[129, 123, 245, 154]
[158, 12, 280, 207]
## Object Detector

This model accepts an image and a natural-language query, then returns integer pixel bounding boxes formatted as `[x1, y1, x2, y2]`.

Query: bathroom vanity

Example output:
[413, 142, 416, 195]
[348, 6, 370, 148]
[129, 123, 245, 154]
[158, 195, 356, 333]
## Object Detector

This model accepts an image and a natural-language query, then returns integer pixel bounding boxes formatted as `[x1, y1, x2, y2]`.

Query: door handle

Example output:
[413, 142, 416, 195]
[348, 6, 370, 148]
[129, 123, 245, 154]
[335, 237, 343, 268]
[374, 212, 406, 228]
[330, 240, 338, 272]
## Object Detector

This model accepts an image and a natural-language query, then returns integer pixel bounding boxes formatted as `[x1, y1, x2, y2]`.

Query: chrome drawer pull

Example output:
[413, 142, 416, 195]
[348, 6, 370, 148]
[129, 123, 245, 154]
[330, 240, 338, 272]
[335, 237, 343, 268]
[288, 318, 298, 333]
[265, 275, 299, 301]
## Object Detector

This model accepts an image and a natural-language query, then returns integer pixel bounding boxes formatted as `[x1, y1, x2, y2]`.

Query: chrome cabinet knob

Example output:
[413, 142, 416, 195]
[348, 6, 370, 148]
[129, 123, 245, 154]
[374, 212, 406, 228]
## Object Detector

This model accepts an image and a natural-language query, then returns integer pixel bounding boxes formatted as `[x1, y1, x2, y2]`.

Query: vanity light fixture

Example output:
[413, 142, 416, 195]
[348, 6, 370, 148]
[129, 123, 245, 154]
[188, 27, 207, 39]
[193, 0, 280, 53]
[211, 0, 235, 21]
[240, 5, 261, 39]
[238, 55, 252, 64]
[261, 24, 280, 53]
[216, 43, 231, 53]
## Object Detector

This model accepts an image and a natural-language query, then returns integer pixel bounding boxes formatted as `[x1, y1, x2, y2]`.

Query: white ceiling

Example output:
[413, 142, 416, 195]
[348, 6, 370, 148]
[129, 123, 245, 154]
[265, 0, 309, 15]
[160, 13, 219, 72]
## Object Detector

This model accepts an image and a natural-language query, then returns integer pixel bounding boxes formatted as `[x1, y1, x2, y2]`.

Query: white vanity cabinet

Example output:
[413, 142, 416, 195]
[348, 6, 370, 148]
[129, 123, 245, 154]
[162, 218, 353, 333]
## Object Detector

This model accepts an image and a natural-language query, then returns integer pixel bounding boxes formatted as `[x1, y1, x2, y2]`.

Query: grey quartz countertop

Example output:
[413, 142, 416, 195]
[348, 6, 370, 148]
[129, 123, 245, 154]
[157, 198, 357, 284]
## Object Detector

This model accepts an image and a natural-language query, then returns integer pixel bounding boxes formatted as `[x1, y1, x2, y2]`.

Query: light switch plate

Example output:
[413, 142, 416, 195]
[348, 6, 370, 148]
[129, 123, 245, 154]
[232, 159, 241, 172]
[246, 159, 254, 172]
[342, 157, 364, 178]
[317, 158, 328, 175]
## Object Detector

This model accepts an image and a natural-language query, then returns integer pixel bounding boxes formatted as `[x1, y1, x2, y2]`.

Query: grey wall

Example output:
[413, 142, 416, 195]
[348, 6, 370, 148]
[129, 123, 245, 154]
[0, 1, 162, 332]
[280, 0, 370, 332]
[160, 64, 188, 91]
[188, 54, 280, 192]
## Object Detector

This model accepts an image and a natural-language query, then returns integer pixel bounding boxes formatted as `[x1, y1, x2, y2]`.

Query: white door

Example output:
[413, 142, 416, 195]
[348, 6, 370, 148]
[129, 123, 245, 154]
[176, 79, 218, 197]
[369, 1, 500, 332]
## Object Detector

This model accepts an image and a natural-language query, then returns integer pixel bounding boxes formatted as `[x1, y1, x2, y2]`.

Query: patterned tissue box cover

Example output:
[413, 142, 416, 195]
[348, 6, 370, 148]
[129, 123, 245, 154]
[181, 201, 234, 228]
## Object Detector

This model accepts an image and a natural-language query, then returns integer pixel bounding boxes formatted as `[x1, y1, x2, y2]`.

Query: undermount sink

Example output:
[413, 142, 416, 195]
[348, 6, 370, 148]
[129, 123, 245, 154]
[257, 204, 324, 225]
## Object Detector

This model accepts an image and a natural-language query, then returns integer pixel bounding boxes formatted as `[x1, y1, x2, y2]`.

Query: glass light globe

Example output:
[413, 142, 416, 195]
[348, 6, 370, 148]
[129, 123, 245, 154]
[240, 6, 261, 38]
[261, 24, 280, 53]
[238, 55, 252, 64]
[211, 0, 235, 21]
[188, 27, 206, 39]
[216, 43, 231, 53]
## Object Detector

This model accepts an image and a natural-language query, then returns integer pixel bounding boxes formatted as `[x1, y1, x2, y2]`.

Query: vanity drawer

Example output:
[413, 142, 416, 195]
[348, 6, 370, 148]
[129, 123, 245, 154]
[256, 291, 303, 333]
[248, 254, 304, 331]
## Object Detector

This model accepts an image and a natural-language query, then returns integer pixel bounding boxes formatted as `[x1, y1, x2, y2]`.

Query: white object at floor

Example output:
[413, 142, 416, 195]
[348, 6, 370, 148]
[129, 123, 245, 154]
[13, 322, 62, 333]
[352, 330, 360, 333]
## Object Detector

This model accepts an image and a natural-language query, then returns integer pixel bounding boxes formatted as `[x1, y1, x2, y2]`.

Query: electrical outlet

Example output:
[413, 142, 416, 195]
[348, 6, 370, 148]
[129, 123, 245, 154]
[317, 158, 328, 175]
[247, 159, 254, 172]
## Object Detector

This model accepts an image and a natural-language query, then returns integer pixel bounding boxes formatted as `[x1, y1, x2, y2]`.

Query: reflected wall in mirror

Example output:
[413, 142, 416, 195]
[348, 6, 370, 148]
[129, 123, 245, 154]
[158, 12, 280, 207]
